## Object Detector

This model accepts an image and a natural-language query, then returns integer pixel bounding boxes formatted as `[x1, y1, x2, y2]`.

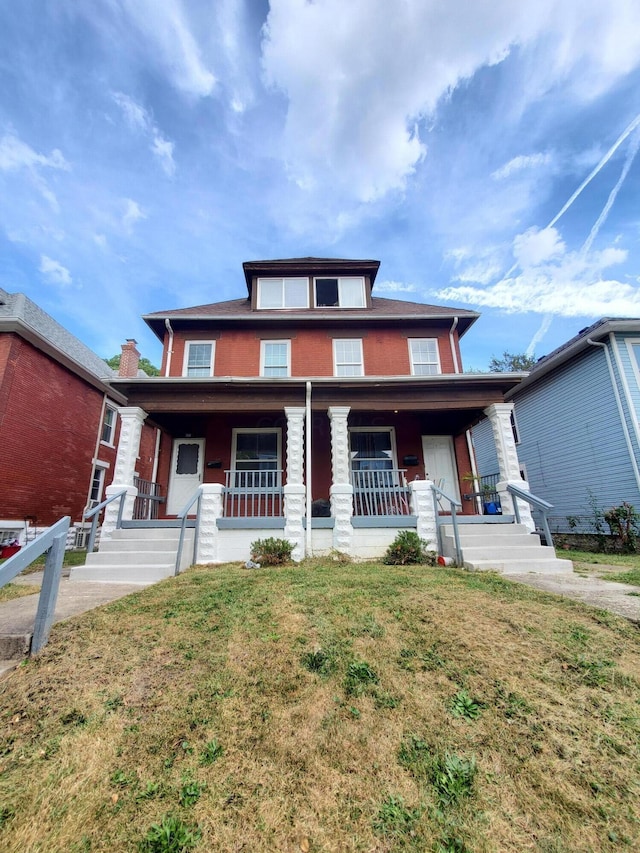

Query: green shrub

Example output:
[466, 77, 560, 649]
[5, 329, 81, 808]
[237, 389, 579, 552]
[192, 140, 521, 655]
[383, 530, 436, 565]
[139, 813, 200, 852]
[604, 502, 640, 552]
[249, 537, 294, 566]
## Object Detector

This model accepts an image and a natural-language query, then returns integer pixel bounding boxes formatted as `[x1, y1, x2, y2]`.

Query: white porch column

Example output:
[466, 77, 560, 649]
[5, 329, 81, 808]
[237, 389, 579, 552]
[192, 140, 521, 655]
[409, 479, 437, 550]
[484, 402, 534, 531]
[102, 406, 148, 539]
[196, 484, 224, 564]
[328, 406, 353, 555]
[284, 407, 305, 484]
[283, 407, 306, 560]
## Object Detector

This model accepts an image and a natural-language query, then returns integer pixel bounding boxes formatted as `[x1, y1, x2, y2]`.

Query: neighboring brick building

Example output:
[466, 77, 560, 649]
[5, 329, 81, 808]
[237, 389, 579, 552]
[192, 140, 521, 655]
[0, 290, 157, 544]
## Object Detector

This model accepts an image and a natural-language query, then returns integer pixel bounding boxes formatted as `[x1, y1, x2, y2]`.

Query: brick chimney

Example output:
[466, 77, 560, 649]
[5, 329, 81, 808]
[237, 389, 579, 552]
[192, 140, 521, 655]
[119, 339, 140, 377]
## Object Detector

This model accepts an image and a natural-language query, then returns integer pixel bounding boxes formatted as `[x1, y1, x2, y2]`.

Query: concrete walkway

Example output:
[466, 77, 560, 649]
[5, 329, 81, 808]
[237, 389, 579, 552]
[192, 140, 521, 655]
[0, 572, 144, 676]
[506, 568, 640, 624]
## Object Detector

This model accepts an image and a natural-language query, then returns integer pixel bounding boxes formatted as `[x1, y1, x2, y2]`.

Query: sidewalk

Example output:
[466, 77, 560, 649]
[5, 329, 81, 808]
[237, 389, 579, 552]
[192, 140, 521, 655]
[0, 572, 145, 676]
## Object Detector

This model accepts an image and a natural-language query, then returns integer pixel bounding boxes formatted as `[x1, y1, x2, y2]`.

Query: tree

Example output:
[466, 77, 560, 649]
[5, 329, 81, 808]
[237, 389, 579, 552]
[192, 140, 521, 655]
[488, 351, 537, 372]
[105, 354, 160, 376]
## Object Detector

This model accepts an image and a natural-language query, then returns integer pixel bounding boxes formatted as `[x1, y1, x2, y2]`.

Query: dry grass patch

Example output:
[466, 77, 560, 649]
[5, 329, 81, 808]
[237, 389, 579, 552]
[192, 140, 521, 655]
[0, 562, 639, 852]
[0, 583, 39, 602]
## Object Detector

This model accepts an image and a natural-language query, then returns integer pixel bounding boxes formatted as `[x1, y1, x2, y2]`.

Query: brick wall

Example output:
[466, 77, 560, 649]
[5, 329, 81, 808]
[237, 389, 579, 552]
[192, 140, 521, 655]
[0, 334, 105, 525]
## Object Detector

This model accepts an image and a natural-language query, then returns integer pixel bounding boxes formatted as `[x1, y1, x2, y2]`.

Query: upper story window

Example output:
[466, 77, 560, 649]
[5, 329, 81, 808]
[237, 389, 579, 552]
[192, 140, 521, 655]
[334, 338, 364, 376]
[183, 341, 215, 377]
[408, 338, 441, 375]
[315, 276, 365, 308]
[261, 340, 290, 377]
[257, 277, 308, 309]
[101, 405, 117, 445]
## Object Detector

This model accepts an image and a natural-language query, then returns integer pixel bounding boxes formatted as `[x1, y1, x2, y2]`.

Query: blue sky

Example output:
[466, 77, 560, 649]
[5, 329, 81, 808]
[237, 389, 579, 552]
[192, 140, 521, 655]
[2, 0, 640, 371]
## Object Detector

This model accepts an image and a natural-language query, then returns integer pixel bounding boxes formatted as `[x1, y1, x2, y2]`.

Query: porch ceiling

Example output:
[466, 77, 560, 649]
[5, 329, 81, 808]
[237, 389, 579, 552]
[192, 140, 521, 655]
[112, 375, 518, 425]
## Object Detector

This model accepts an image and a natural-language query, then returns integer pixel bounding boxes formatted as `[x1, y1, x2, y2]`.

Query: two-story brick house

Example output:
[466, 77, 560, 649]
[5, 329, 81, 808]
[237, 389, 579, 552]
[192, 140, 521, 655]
[73, 256, 574, 578]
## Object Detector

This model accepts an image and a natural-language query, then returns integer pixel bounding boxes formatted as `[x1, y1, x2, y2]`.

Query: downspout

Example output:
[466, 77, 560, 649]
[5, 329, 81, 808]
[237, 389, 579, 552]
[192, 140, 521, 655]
[83, 394, 109, 517]
[587, 338, 640, 493]
[151, 427, 162, 485]
[164, 318, 174, 377]
[465, 428, 482, 514]
[449, 316, 460, 374]
[305, 381, 313, 558]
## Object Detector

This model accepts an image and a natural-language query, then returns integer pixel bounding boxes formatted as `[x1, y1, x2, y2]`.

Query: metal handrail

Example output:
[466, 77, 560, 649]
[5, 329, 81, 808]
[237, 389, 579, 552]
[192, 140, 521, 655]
[83, 488, 129, 553]
[175, 487, 202, 575]
[431, 484, 463, 566]
[0, 516, 70, 653]
[507, 483, 555, 547]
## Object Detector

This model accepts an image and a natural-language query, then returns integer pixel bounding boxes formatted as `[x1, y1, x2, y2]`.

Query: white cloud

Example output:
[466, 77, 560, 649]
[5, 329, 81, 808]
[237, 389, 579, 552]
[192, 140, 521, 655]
[113, 0, 216, 97]
[492, 152, 552, 180]
[122, 198, 146, 233]
[39, 255, 72, 287]
[261, 0, 640, 204]
[513, 226, 566, 267]
[435, 234, 637, 317]
[375, 280, 417, 294]
[0, 133, 69, 172]
[113, 92, 176, 177]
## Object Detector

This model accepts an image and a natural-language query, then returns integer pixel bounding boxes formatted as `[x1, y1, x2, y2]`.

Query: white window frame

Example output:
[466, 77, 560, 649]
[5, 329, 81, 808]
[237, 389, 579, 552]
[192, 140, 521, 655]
[260, 340, 291, 377]
[100, 405, 117, 446]
[314, 276, 366, 308]
[408, 338, 441, 375]
[88, 463, 108, 507]
[348, 426, 399, 469]
[257, 277, 309, 309]
[625, 338, 640, 388]
[182, 341, 215, 377]
[333, 338, 364, 376]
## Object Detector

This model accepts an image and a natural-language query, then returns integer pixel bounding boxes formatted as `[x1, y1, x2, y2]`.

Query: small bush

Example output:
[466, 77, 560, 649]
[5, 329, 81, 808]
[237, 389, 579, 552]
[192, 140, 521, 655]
[432, 753, 476, 806]
[604, 502, 640, 553]
[383, 530, 436, 565]
[139, 813, 200, 852]
[249, 537, 294, 566]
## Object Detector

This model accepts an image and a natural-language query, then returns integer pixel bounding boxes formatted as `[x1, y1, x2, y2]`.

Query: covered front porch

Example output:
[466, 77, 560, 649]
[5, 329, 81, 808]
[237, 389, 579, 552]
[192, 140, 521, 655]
[96, 375, 539, 565]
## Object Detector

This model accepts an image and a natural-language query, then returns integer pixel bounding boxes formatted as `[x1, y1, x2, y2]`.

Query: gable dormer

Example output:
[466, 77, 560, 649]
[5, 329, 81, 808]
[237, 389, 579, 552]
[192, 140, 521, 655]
[243, 257, 380, 311]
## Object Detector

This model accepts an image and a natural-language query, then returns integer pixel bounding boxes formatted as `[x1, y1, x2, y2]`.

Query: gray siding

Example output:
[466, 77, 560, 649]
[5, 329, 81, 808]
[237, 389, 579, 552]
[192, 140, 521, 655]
[471, 417, 498, 476]
[513, 345, 640, 529]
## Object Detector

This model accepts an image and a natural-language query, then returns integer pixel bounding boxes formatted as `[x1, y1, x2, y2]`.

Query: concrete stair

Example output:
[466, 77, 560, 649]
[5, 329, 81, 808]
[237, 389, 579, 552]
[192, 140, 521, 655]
[440, 522, 573, 574]
[70, 527, 195, 584]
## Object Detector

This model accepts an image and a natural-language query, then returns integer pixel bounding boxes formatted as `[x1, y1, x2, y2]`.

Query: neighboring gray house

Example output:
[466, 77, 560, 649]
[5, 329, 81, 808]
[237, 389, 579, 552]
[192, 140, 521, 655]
[472, 318, 640, 532]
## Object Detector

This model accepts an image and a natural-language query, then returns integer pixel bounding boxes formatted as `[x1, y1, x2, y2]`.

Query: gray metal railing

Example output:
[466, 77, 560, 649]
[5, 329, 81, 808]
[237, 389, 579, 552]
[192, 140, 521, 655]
[175, 488, 202, 575]
[223, 469, 283, 518]
[133, 477, 163, 520]
[351, 468, 411, 516]
[0, 516, 70, 653]
[507, 484, 554, 546]
[83, 488, 128, 553]
[432, 484, 463, 566]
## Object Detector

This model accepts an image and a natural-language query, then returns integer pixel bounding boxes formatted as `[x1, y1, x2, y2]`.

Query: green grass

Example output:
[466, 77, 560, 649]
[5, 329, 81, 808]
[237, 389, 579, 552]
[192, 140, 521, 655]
[563, 549, 640, 586]
[0, 583, 40, 602]
[0, 560, 638, 852]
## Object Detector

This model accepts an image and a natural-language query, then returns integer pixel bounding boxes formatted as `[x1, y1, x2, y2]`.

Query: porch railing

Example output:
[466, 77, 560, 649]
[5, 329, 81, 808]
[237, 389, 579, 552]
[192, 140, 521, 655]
[223, 469, 284, 518]
[432, 483, 463, 565]
[84, 488, 128, 553]
[507, 483, 555, 546]
[351, 468, 411, 516]
[175, 488, 201, 575]
[463, 472, 502, 513]
[133, 476, 163, 520]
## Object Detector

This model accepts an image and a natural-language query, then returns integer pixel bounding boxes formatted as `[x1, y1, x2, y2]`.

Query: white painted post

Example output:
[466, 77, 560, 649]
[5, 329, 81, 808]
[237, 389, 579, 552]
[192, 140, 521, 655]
[284, 483, 306, 561]
[196, 484, 224, 564]
[328, 406, 353, 555]
[484, 402, 534, 531]
[103, 407, 148, 539]
[409, 479, 437, 549]
[284, 407, 305, 484]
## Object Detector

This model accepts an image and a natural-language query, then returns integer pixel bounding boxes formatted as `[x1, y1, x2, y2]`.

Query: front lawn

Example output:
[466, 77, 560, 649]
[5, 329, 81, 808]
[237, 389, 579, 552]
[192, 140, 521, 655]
[563, 549, 640, 587]
[0, 560, 638, 852]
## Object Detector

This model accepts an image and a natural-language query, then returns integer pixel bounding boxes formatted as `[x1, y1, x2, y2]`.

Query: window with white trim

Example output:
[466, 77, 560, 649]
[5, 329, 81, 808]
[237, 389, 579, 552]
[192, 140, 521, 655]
[101, 405, 117, 444]
[183, 341, 215, 377]
[257, 277, 308, 309]
[89, 465, 107, 507]
[315, 276, 365, 308]
[333, 338, 364, 376]
[408, 338, 441, 375]
[261, 340, 291, 377]
[231, 428, 282, 489]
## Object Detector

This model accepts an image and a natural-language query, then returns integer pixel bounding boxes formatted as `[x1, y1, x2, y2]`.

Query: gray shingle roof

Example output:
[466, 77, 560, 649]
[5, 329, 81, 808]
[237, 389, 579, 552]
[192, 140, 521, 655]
[0, 288, 116, 382]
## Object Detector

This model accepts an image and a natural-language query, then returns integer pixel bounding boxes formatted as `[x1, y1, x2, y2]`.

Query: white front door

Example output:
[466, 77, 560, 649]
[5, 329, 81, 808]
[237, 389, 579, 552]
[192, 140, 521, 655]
[167, 438, 205, 514]
[421, 435, 461, 503]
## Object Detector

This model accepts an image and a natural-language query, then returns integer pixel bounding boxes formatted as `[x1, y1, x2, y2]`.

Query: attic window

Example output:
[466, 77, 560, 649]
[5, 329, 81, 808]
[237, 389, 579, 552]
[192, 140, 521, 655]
[257, 277, 308, 309]
[315, 276, 365, 308]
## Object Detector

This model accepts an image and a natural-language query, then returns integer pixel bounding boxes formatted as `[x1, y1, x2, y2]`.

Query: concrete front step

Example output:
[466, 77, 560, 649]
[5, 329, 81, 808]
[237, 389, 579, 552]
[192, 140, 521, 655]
[97, 538, 186, 553]
[70, 564, 176, 584]
[464, 557, 573, 575]
[84, 550, 176, 566]
[440, 521, 572, 574]
[110, 527, 184, 541]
